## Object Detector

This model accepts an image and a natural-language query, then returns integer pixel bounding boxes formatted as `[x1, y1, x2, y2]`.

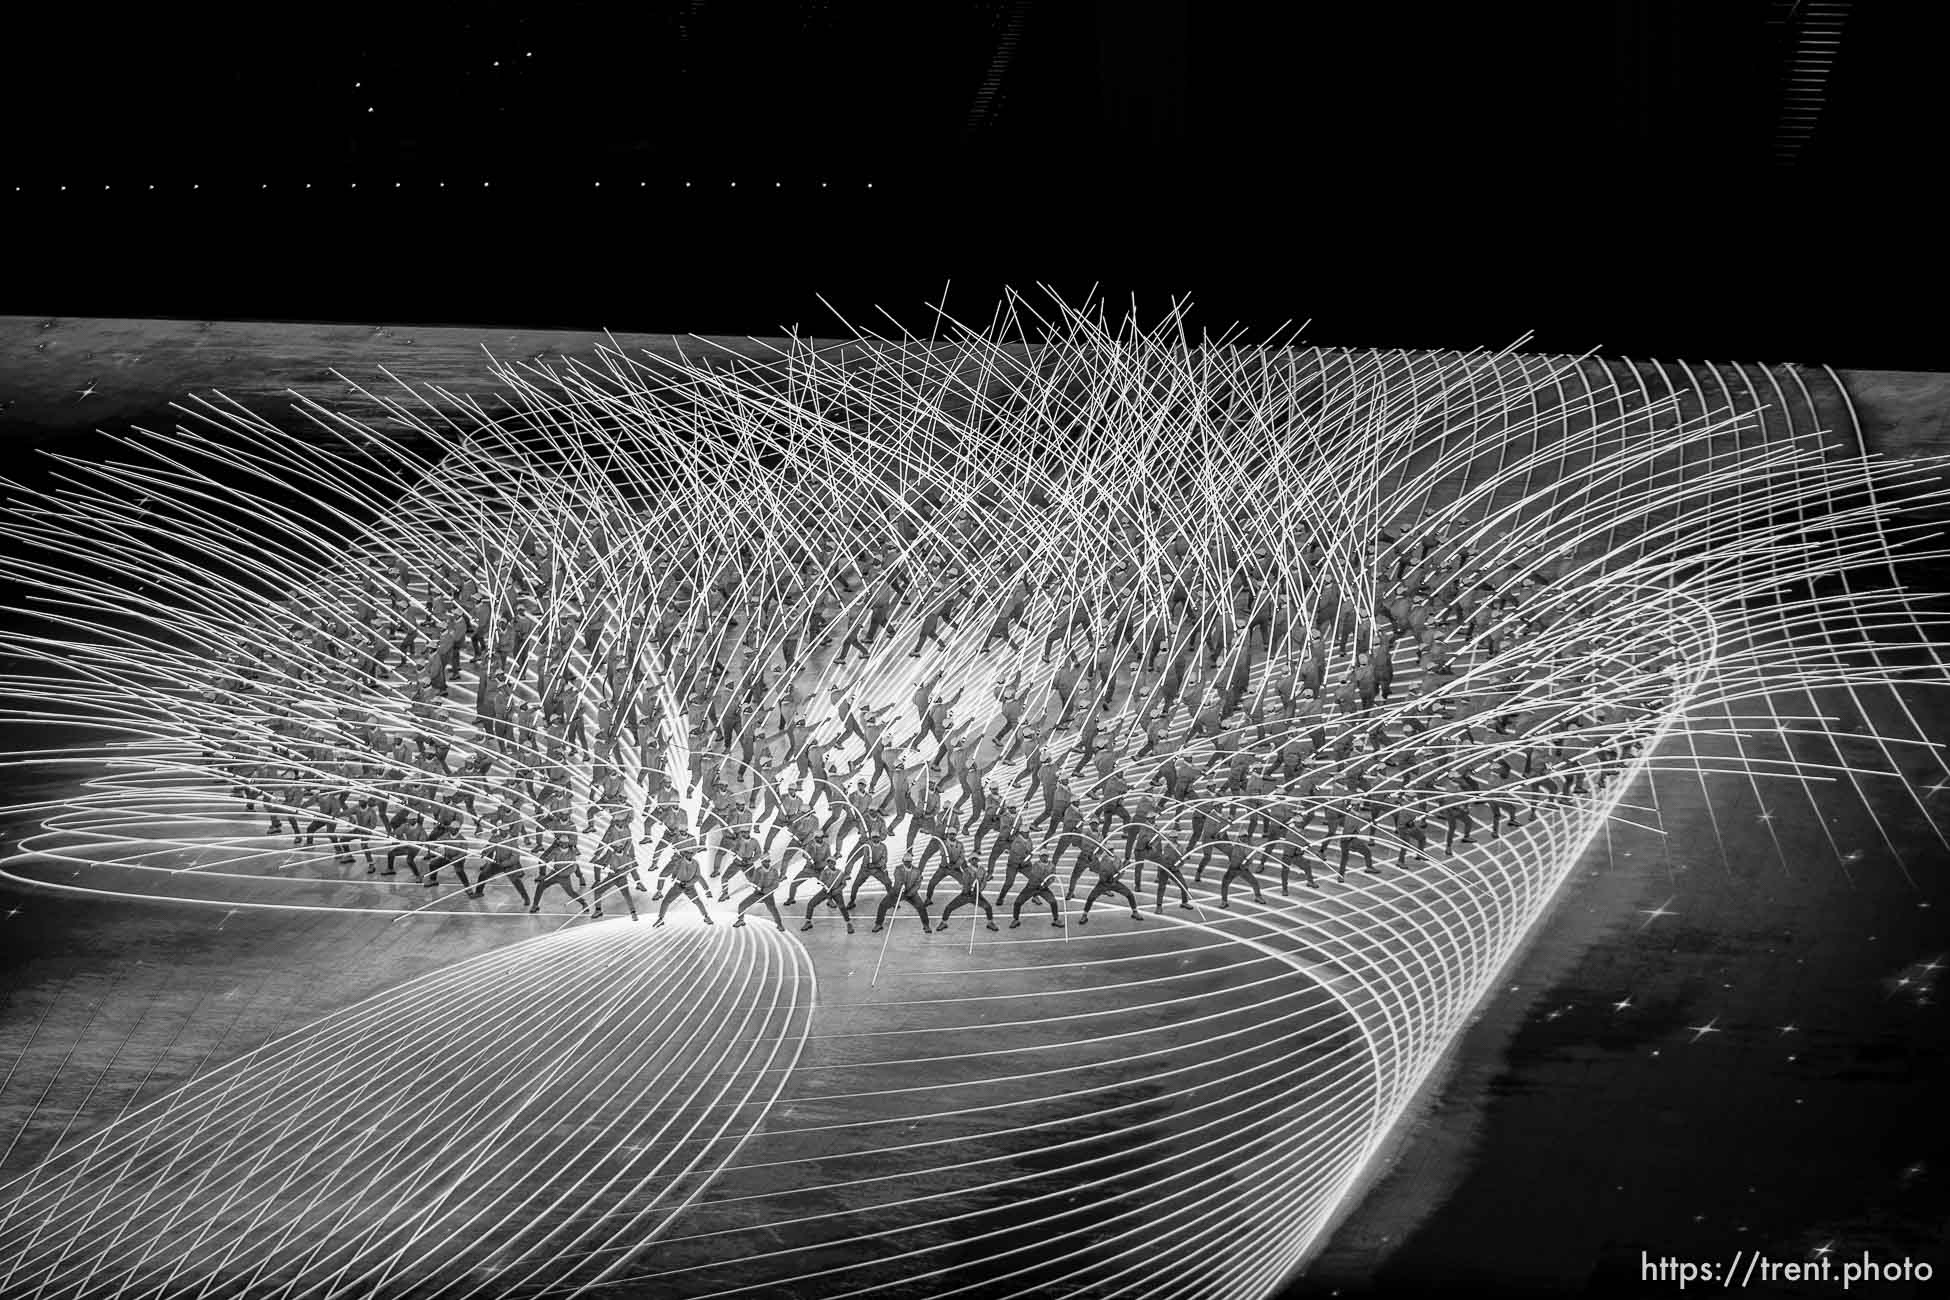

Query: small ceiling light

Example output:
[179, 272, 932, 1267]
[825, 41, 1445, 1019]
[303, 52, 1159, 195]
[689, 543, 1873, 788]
[395, 182, 401, 188]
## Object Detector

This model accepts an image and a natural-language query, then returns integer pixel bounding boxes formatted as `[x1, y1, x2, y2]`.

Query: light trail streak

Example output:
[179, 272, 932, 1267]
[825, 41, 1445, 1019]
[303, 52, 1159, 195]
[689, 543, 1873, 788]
[0, 926, 813, 1300]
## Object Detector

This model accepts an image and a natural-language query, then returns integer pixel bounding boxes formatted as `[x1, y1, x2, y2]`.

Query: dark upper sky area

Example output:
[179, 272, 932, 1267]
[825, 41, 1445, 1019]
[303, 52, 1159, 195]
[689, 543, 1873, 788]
[7, 1, 1945, 368]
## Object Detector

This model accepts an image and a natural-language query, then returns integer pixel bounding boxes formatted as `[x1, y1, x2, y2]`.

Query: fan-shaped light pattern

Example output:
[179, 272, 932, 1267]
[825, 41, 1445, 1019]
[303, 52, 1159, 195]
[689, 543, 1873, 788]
[0, 924, 813, 1299]
[0, 292, 1946, 1299]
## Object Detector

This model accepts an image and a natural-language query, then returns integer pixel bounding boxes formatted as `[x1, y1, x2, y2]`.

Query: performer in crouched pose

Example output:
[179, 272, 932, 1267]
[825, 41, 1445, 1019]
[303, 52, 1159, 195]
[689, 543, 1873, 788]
[653, 846, 715, 926]
[732, 856, 787, 931]
[1070, 847, 1141, 925]
[1008, 853, 1065, 929]
[936, 852, 1000, 932]
[589, 810, 645, 921]
[419, 804, 474, 893]
[871, 854, 932, 934]
[530, 805, 590, 915]
[469, 807, 532, 908]
[799, 857, 857, 934]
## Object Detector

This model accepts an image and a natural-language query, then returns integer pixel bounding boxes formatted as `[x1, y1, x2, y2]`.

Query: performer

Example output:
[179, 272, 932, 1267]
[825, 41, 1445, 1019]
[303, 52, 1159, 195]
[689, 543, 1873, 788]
[653, 847, 715, 926]
[935, 852, 1000, 932]
[1001, 714, 1042, 766]
[1053, 827, 1110, 897]
[1483, 760, 1527, 837]
[783, 830, 836, 906]
[909, 586, 964, 656]
[1208, 838, 1265, 908]
[1069, 847, 1141, 925]
[871, 854, 932, 933]
[844, 836, 894, 911]
[1219, 742, 1256, 797]
[1373, 626, 1399, 700]
[910, 666, 949, 727]
[951, 760, 991, 826]
[263, 764, 307, 840]
[381, 799, 425, 880]
[583, 761, 630, 834]
[589, 812, 646, 921]
[989, 828, 1036, 907]
[781, 711, 817, 783]
[1334, 797, 1380, 878]
[991, 676, 1030, 749]
[1439, 770, 1481, 852]
[1266, 830, 1318, 892]
[698, 781, 740, 863]
[920, 818, 971, 901]
[299, 785, 346, 854]
[529, 809, 590, 914]
[1088, 767, 1135, 834]
[903, 771, 943, 854]
[857, 723, 900, 800]
[1028, 768, 1074, 835]
[765, 783, 815, 856]
[1048, 653, 1087, 726]
[719, 823, 763, 902]
[831, 688, 889, 750]
[799, 857, 857, 933]
[1125, 698, 1165, 760]
[419, 803, 474, 892]
[822, 780, 874, 848]
[470, 810, 533, 907]
[1392, 799, 1431, 866]
[1068, 704, 1115, 776]
[1188, 797, 1230, 882]
[979, 576, 1034, 653]
[878, 742, 917, 821]
[973, 793, 1016, 858]
[1132, 834, 1194, 913]
[1007, 854, 1066, 929]
[732, 856, 787, 931]
[347, 796, 384, 873]
[933, 715, 980, 784]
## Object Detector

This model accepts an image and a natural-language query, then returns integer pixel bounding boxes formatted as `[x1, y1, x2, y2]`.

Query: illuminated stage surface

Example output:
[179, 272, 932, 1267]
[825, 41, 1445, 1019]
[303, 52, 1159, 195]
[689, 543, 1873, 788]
[1, 309, 1946, 1298]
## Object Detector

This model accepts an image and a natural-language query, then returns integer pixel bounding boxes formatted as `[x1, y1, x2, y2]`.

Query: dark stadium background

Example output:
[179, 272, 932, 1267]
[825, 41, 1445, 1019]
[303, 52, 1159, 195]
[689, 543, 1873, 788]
[5, 0, 1946, 369]
[3, 4, 1946, 1297]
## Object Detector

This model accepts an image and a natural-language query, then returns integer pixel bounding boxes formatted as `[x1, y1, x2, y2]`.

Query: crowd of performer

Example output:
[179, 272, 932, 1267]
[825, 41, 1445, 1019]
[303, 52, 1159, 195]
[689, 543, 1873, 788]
[199, 500, 1669, 936]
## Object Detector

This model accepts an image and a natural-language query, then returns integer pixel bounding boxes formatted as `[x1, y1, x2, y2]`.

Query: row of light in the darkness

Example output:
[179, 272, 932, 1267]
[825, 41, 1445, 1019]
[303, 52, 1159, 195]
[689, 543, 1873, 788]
[13, 182, 876, 192]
